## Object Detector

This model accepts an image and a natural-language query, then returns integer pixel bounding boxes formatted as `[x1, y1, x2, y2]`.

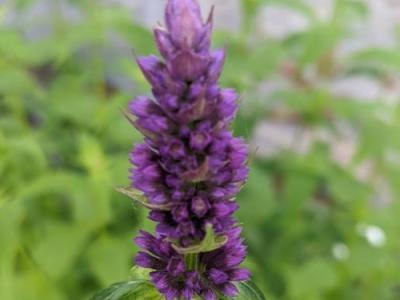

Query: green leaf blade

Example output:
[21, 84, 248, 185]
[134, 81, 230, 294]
[221, 281, 266, 300]
[90, 280, 163, 300]
[235, 281, 266, 300]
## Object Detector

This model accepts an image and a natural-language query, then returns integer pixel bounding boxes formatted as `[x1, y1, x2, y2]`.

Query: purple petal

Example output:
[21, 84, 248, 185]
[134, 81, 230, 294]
[232, 166, 249, 182]
[208, 268, 229, 285]
[172, 204, 189, 222]
[191, 195, 211, 218]
[136, 55, 165, 89]
[141, 164, 161, 180]
[177, 221, 196, 236]
[157, 223, 178, 237]
[182, 288, 194, 300]
[218, 89, 238, 121]
[203, 289, 217, 300]
[150, 271, 170, 291]
[135, 252, 165, 270]
[168, 48, 209, 81]
[213, 201, 239, 218]
[211, 170, 232, 185]
[190, 130, 212, 151]
[169, 139, 186, 159]
[196, 19, 212, 52]
[165, 175, 183, 189]
[149, 211, 167, 222]
[180, 157, 209, 182]
[134, 230, 155, 251]
[185, 271, 201, 289]
[165, 0, 203, 47]
[207, 49, 225, 83]
[176, 96, 207, 123]
[130, 144, 152, 166]
[129, 96, 152, 117]
[221, 282, 239, 297]
[166, 256, 185, 276]
[230, 268, 251, 281]
[159, 94, 179, 111]
[149, 193, 169, 205]
[154, 28, 175, 59]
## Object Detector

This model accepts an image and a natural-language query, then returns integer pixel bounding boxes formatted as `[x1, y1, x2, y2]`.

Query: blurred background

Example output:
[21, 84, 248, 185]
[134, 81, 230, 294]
[1, 0, 400, 299]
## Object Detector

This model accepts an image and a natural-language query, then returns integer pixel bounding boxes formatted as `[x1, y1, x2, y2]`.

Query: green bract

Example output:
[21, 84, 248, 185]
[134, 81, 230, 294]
[171, 224, 228, 255]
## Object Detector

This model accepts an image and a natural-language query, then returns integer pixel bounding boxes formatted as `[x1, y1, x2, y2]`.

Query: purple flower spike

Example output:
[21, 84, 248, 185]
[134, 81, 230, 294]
[128, 0, 250, 299]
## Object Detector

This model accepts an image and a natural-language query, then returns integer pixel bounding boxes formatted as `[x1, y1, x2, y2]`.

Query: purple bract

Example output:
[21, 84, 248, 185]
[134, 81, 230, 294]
[128, 0, 250, 299]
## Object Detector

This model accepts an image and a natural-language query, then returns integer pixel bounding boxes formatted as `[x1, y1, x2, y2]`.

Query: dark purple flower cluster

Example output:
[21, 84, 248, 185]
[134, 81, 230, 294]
[135, 227, 249, 300]
[128, 0, 250, 299]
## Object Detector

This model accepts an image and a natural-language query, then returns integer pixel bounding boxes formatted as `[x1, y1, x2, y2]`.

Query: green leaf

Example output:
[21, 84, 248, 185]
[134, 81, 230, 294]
[90, 280, 163, 300]
[32, 222, 91, 280]
[171, 224, 228, 254]
[288, 258, 337, 298]
[351, 48, 400, 72]
[224, 281, 266, 300]
[238, 165, 275, 226]
[87, 236, 131, 286]
[297, 23, 342, 67]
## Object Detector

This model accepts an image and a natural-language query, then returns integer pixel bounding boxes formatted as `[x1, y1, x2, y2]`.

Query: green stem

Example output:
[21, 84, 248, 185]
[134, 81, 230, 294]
[185, 253, 198, 271]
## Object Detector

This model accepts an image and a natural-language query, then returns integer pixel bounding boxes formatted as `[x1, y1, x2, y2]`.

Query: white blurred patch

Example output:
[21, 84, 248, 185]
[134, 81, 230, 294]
[251, 121, 313, 157]
[330, 135, 357, 167]
[357, 224, 386, 248]
[353, 160, 374, 183]
[314, 122, 358, 167]
[330, 76, 383, 102]
[255, 5, 309, 39]
[331, 122, 358, 167]
[4, 0, 82, 39]
[372, 178, 393, 208]
[121, 0, 242, 32]
[338, 0, 400, 56]
[116, 0, 164, 28]
[201, 0, 242, 32]
[332, 243, 350, 261]
[365, 0, 398, 47]
[303, 0, 333, 21]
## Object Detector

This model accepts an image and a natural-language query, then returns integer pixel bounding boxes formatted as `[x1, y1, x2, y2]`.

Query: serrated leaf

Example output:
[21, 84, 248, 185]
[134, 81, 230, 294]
[171, 224, 228, 254]
[116, 186, 172, 211]
[90, 280, 163, 300]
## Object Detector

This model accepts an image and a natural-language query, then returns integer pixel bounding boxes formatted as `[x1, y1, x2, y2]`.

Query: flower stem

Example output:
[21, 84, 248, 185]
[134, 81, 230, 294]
[185, 253, 198, 271]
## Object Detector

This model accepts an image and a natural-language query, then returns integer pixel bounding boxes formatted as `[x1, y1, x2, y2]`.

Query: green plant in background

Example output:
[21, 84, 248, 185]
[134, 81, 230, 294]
[232, 1, 400, 299]
[0, 1, 152, 299]
[1, 0, 400, 299]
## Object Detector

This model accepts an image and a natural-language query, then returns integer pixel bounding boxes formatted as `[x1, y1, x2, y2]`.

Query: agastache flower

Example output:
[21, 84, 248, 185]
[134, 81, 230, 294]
[128, 0, 250, 299]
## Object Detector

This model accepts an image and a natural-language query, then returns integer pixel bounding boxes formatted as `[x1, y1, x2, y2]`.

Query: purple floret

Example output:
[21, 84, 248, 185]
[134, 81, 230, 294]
[135, 228, 250, 300]
[128, 0, 250, 298]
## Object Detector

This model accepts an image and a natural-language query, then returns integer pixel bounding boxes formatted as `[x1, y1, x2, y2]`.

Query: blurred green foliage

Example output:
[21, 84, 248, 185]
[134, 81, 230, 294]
[1, 0, 400, 299]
